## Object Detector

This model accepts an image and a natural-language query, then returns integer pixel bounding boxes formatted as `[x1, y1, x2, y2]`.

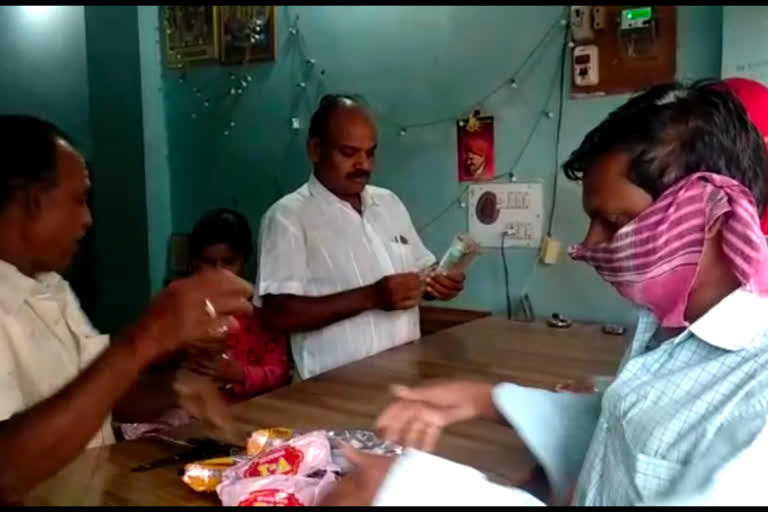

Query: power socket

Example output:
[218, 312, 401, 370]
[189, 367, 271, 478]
[539, 236, 561, 265]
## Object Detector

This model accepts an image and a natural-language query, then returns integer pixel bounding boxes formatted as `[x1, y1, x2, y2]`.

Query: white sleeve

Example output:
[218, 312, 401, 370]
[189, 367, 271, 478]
[641, 409, 768, 506]
[0, 326, 24, 421]
[254, 204, 308, 305]
[372, 448, 545, 506]
[491, 383, 602, 505]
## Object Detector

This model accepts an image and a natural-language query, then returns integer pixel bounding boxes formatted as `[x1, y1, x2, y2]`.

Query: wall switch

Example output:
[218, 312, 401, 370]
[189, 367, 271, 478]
[592, 6, 606, 31]
[539, 236, 561, 265]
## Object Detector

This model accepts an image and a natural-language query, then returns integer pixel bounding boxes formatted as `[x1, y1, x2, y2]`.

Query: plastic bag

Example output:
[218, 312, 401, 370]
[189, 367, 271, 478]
[436, 233, 479, 275]
[218, 470, 338, 507]
[246, 427, 297, 456]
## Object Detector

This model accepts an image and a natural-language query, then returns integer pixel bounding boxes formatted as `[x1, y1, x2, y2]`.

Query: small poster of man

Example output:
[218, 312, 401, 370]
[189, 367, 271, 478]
[457, 115, 495, 182]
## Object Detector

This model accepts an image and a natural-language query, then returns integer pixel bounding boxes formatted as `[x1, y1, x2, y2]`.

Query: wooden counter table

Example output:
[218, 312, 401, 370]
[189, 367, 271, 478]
[26, 316, 628, 506]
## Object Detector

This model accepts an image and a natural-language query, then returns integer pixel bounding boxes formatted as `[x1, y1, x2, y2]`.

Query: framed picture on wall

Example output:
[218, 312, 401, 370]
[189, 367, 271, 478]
[162, 6, 219, 68]
[217, 5, 276, 65]
[457, 115, 495, 182]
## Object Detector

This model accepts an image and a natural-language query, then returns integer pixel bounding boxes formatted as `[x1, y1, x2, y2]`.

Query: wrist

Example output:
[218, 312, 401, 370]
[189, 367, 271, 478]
[360, 283, 380, 310]
[119, 323, 162, 369]
[468, 382, 497, 420]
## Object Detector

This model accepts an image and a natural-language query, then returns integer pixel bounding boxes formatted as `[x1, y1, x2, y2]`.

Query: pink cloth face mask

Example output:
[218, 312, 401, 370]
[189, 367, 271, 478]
[569, 172, 768, 327]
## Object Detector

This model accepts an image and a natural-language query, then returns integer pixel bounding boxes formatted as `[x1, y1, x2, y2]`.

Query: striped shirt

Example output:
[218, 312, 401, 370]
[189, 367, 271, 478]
[255, 173, 435, 379]
[375, 288, 768, 506]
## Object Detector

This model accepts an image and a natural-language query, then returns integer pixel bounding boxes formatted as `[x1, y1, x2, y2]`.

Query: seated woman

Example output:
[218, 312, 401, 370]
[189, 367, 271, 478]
[119, 209, 290, 440]
[323, 80, 768, 506]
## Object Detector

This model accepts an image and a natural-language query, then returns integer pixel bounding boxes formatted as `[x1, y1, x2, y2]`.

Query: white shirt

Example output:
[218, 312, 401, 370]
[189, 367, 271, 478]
[0, 260, 114, 448]
[374, 288, 768, 506]
[255, 173, 436, 379]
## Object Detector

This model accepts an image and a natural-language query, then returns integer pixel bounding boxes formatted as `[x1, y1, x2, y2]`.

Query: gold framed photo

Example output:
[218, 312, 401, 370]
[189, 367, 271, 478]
[217, 5, 276, 65]
[163, 6, 219, 67]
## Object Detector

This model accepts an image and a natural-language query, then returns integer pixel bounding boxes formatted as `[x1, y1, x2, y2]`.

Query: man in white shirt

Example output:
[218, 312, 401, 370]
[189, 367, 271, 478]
[0, 115, 253, 503]
[257, 94, 465, 379]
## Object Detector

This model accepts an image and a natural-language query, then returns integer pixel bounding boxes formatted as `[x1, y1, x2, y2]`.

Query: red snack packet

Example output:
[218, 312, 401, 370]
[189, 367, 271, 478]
[223, 431, 336, 483]
[218, 471, 338, 507]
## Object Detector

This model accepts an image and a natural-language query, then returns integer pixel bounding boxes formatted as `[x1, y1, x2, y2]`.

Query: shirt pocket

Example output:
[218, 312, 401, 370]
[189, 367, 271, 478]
[631, 451, 683, 501]
[388, 240, 416, 273]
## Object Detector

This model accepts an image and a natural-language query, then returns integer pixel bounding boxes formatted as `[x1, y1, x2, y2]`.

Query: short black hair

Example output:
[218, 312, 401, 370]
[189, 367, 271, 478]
[0, 115, 74, 211]
[563, 79, 768, 214]
[188, 208, 253, 262]
[308, 93, 365, 142]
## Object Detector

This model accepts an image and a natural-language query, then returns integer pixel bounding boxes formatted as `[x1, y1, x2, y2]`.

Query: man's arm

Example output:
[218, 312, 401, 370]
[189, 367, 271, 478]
[112, 367, 179, 423]
[0, 268, 254, 503]
[262, 273, 424, 333]
[0, 332, 151, 503]
[262, 287, 376, 333]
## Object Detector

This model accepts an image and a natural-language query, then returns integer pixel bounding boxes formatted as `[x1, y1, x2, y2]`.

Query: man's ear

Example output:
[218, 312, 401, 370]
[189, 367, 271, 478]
[19, 185, 46, 218]
[307, 137, 322, 164]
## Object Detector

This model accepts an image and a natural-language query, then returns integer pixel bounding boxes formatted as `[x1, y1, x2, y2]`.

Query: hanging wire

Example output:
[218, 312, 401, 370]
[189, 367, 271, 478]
[416, 35, 565, 234]
[546, 21, 571, 236]
[365, 13, 567, 132]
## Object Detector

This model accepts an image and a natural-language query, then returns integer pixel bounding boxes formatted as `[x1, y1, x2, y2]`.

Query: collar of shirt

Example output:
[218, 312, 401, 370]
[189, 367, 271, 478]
[636, 287, 768, 352]
[0, 259, 63, 314]
[307, 172, 380, 213]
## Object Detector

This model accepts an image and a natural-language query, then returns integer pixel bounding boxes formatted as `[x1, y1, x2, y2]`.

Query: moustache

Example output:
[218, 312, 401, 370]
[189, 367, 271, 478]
[346, 170, 371, 180]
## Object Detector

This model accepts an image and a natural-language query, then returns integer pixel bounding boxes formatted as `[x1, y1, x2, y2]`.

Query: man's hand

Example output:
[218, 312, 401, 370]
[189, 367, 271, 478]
[373, 273, 425, 311]
[173, 368, 235, 437]
[131, 268, 253, 364]
[185, 352, 245, 385]
[375, 380, 496, 451]
[425, 271, 465, 301]
[319, 445, 395, 506]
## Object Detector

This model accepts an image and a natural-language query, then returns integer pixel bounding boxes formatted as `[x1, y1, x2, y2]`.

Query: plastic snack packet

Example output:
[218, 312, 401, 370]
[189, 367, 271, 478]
[225, 431, 335, 482]
[218, 470, 339, 507]
[246, 427, 297, 456]
[182, 456, 243, 493]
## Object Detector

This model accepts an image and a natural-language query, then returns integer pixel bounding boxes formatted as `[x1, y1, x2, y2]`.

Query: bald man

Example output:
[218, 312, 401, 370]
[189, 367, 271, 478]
[256, 94, 467, 379]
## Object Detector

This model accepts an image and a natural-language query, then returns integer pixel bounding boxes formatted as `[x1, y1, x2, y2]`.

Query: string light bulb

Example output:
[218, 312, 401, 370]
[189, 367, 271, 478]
[297, 81, 307, 89]
[289, 27, 298, 35]
[193, 87, 201, 96]
[399, 128, 407, 136]
[177, 73, 186, 83]
[545, 111, 555, 119]
[229, 120, 236, 127]
[229, 87, 236, 95]
[508, 78, 518, 88]
[305, 58, 316, 66]
[224, 130, 230, 136]
[236, 88, 243, 95]
[203, 99, 210, 108]
[191, 113, 198, 120]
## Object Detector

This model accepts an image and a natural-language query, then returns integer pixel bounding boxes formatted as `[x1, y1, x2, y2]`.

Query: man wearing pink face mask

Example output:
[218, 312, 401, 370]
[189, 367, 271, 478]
[322, 80, 768, 507]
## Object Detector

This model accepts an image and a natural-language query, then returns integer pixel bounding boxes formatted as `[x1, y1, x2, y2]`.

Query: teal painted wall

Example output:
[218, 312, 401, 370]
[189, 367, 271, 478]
[83, 6, 151, 331]
[137, 5, 173, 295]
[164, 5, 723, 327]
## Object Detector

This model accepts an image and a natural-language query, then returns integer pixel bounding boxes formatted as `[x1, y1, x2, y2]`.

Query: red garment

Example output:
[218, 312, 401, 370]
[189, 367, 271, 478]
[720, 77, 768, 234]
[226, 308, 290, 398]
